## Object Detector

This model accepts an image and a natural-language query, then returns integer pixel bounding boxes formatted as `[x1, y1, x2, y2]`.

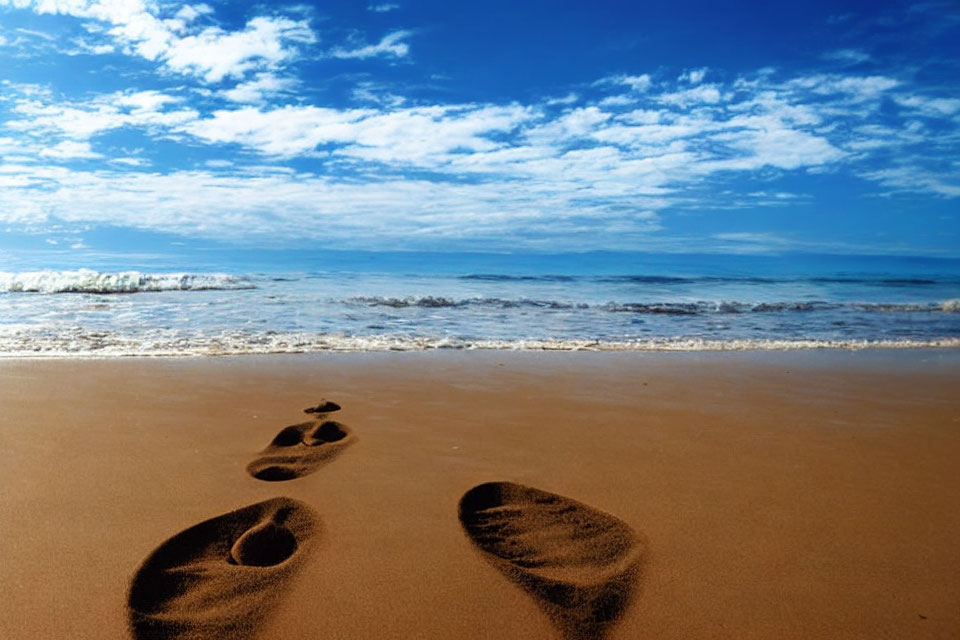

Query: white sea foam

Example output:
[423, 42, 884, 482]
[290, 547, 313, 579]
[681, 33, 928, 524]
[346, 296, 960, 313]
[0, 269, 254, 293]
[0, 326, 957, 358]
[1, 266, 956, 356]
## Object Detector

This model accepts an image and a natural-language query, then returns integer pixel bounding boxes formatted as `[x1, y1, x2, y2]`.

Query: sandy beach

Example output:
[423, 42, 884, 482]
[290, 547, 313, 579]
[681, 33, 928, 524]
[1, 349, 958, 639]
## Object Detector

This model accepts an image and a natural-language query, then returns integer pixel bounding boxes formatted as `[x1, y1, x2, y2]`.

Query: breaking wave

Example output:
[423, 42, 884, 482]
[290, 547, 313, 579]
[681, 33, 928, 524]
[346, 296, 960, 314]
[0, 270, 255, 294]
[346, 296, 586, 310]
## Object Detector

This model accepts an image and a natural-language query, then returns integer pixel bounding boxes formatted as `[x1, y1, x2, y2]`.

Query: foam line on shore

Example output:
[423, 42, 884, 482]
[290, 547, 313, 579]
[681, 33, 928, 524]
[0, 329, 958, 358]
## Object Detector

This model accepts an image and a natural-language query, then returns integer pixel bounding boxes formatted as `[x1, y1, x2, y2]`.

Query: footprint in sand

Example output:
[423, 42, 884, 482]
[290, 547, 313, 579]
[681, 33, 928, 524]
[128, 497, 320, 640]
[459, 482, 646, 640]
[246, 401, 356, 482]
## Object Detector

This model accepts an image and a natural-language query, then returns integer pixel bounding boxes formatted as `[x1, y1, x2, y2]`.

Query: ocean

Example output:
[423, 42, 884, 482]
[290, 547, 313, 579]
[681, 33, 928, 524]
[1, 251, 958, 356]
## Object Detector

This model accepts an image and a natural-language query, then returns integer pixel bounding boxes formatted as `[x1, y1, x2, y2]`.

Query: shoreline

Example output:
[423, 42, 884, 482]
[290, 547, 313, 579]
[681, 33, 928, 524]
[2, 350, 958, 638]
[1, 337, 959, 359]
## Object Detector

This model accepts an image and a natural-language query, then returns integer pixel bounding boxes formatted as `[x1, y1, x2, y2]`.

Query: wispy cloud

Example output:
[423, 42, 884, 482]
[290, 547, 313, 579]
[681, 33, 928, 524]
[862, 166, 960, 197]
[0, 165, 665, 249]
[823, 48, 871, 65]
[600, 74, 652, 92]
[367, 3, 399, 12]
[64, 38, 115, 55]
[7, 89, 197, 139]
[220, 73, 299, 104]
[15, 27, 56, 41]
[329, 30, 411, 59]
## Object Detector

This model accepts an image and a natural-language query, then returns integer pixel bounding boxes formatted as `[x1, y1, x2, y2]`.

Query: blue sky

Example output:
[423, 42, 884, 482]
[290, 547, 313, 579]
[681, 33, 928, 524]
[0, 0, 958, 261]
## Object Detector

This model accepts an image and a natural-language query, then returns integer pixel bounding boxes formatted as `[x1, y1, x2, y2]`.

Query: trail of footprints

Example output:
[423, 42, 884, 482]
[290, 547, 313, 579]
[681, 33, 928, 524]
[246, 400, 356, 482]
[128, 400, 646, 639]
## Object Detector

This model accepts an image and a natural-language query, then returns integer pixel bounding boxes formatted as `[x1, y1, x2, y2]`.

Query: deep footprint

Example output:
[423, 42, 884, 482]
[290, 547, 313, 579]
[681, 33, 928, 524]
[247, 403, 355, 482]
[459, 482, 646, 640]
[128, 497, 320, 640]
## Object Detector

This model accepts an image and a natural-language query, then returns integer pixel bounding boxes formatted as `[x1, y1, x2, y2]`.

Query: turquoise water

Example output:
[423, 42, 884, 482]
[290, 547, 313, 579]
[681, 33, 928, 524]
[1, 252, 958, 355]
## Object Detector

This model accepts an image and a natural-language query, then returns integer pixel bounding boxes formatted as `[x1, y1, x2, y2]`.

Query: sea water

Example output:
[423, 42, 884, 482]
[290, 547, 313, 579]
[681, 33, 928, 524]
[0, 252, 958, 356]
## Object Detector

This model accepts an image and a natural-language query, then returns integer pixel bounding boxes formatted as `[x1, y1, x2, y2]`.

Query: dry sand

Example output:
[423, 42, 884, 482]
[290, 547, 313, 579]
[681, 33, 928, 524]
[1, 350, 958, 639]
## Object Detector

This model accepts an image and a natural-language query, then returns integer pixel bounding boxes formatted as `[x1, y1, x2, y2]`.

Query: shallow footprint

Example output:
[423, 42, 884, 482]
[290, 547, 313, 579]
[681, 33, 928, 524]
[247, 403, 356, 482]
[128, 497, 320, 640]
[459, 482, 646, 640]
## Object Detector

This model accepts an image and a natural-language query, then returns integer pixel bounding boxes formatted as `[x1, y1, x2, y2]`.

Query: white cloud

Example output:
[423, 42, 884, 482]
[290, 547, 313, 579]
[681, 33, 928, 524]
[330, 30, 411, 59]
[526, 107, 610, 144]
[0, 80, 51, 98]
[680, 68, 707, 84]
[9, 90, 198, 139]
[0, 165, 665, 248]
[352, 83, 405, 107]
[604, 74, 652, 92]
[0, 1, 315, 82]
[785, 74, 898, 99]
[174, 4, 213, 23]
[709, 232, 792, 253]
[367, 3, 399, 12]
[863, 167, 960, 197]
[658, 84, 722, 106]
[39, 140, 102, 159]
[0, 62, 956, 250]
[894, 94, 960, 117]
[180, 105, 373, 156]
[181, 103, 534, 162]
[598, 95, 635, 107]
[823, 49, 871, 65]
[220, 73, 298, 103]
[66, 38, 115, 54]
[714, 232, 786, 243]
[113, 89, 182, 112]
[726, 90, 821, 126]
[14, 27, 56, 42]
[701, 124, 845, 171]
[546, 93, 579, 105]
[110, 157, 148, 166]
[159, 17, 315, 82]
[339, 104, 534, 163]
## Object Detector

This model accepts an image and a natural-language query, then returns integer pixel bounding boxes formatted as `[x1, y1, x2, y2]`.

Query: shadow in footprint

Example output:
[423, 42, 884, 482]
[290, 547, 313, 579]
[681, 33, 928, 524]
[128, 497, 320, 640]
[459, 482, 646, 640]
[247, 403, 356, 482]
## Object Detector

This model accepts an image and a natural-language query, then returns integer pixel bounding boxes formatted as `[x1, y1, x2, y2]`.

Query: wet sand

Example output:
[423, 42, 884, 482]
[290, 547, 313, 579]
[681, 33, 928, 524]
[1, 350, 958, 639]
